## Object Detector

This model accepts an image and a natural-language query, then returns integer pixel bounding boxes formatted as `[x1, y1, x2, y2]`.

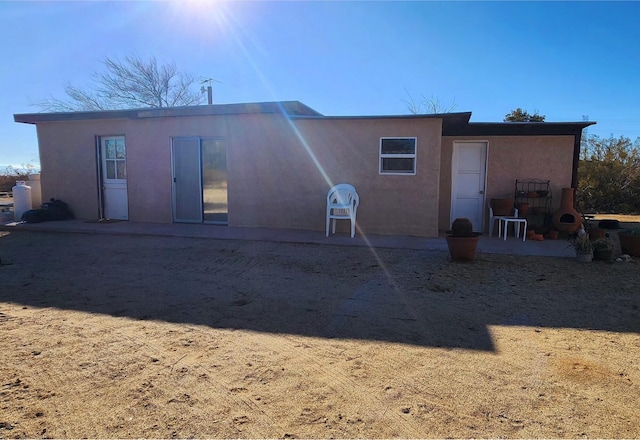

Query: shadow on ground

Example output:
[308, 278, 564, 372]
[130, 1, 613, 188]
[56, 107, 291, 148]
[1, 231, 639, 351]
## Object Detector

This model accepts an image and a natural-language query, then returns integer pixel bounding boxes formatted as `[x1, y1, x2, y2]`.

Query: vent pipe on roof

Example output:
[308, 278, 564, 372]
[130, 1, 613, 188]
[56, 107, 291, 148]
[201, 78, 219, 105]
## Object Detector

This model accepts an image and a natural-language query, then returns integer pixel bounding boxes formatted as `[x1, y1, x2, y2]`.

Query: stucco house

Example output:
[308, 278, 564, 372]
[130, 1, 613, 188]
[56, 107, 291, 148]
[14, 101, 594, 237]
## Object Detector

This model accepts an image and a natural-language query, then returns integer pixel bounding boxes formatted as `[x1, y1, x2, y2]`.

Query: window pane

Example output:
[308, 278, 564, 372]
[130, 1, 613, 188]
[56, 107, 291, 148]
[382, 157, 415, 173]
[116, 144, 126, 159]
[106, 160, 116, 179]
[202, 139, 228, 223]
[106, 142, 116, 159]
[381, 138, 415, 155]
[116, 160, 126, 179]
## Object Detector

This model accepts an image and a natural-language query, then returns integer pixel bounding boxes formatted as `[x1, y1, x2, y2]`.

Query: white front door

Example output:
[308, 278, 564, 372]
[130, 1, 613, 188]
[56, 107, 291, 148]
[100, 136, 129, 220]
[451, 141, 487, 232]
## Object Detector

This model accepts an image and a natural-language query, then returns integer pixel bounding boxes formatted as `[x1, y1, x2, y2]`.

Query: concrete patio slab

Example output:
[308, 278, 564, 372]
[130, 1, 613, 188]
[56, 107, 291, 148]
[1, 219, 575, 258]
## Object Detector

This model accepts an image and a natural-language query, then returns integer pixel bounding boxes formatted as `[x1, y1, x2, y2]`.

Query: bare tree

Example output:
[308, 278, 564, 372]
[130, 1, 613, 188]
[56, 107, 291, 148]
[35, 55, 205, 111]
[404, 90, 458, 114]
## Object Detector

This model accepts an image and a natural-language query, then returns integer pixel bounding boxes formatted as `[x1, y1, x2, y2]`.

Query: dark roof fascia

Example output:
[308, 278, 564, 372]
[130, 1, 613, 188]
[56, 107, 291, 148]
[444, 121, 596, 137]
[14, 101, 323, 124]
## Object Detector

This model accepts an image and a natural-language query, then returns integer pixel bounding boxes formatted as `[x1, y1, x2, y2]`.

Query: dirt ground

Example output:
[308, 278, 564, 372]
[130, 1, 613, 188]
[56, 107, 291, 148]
[0, 229, 639, 439]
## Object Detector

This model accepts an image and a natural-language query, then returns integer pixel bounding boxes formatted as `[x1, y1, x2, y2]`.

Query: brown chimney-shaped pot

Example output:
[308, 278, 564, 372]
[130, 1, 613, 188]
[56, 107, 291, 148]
[551, 188, 582, 233]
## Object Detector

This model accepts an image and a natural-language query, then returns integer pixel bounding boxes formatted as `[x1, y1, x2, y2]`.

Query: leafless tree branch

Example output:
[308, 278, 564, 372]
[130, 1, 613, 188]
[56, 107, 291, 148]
[33, 55, 204, 112]
[404, 89, 458, 114]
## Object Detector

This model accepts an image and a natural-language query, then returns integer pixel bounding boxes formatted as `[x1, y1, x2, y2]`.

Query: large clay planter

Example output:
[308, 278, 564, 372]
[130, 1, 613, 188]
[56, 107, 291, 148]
[446, 236, 480, 262]
[619, 232, 640, 257]
[490, 198, 514, 216]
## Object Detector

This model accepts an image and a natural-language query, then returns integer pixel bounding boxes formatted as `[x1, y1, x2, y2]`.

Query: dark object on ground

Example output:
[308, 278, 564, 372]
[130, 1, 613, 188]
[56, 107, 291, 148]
[598, 219, 620, 229]
[22, 198, 74, 223]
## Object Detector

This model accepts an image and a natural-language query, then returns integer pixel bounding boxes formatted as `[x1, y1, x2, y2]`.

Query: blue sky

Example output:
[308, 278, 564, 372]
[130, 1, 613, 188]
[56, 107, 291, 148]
[2, 1, 640, 169]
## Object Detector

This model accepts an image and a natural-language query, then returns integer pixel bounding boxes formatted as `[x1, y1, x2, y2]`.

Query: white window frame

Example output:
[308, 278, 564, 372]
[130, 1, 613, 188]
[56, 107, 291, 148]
[379, 137, 417, 175]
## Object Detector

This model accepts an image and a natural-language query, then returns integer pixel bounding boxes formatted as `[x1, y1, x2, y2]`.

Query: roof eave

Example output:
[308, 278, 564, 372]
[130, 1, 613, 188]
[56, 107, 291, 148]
[444, 121, 596, 136]
[14, 101, 323, 124]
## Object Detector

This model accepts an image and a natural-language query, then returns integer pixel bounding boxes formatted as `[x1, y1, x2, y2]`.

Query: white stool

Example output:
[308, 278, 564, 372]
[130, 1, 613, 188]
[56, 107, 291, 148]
[499, 217, 527, 241]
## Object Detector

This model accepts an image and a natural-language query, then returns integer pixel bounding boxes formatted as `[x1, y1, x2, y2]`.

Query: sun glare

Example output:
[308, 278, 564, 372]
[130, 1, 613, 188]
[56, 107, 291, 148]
[166, 0, 235, 38]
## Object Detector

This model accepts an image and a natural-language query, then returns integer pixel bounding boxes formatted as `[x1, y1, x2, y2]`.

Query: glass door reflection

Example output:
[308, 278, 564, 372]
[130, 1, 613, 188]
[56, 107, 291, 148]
[201, 139, 228, 224]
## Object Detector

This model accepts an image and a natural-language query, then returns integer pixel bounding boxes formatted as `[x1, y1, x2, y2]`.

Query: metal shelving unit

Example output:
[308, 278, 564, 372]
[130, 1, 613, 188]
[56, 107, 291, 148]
[515, 179, 552, 229]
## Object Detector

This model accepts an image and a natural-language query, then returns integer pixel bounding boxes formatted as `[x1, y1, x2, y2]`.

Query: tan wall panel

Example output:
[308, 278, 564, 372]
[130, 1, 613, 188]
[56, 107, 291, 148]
[226, 115, 442, 236]
[35, 116, 229, 223]
[128, 116, 228, 223]
[440, 135, 575, 232]
[37, 121, 109, 220]
[35, 113, 441, 236]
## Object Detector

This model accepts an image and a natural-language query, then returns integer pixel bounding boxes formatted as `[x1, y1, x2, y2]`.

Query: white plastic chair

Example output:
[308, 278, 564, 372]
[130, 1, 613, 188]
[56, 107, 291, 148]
[326, 184, 359, 238]
[489, 206, 519, 238]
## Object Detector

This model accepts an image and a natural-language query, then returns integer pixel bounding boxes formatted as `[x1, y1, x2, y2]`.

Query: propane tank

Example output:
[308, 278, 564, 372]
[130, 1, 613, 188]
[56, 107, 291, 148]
[12, 181, 32, 221]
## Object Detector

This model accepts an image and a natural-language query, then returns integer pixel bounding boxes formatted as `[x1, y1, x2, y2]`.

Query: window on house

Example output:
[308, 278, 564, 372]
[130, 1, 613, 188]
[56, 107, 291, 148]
[104, 137, 126, 180]
[379, 137, 416, 175]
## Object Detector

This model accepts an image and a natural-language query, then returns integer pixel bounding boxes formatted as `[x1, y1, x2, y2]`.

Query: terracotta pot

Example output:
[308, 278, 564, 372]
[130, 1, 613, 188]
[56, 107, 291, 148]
[490, 198, 514, 216]
[446, 236, 480, 262]
[619, 232, 640, 257]
[589, 228, 606, 240]
[516, 202, 530, 217]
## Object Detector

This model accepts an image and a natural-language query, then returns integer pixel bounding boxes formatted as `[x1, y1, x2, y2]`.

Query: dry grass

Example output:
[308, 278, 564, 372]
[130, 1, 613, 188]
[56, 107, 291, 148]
[589, 213, 640, 223]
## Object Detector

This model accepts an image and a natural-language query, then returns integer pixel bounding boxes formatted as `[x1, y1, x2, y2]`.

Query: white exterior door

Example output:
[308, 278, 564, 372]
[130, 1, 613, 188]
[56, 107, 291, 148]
[451, 141, 487, 232]
[100, 136, 129, 220]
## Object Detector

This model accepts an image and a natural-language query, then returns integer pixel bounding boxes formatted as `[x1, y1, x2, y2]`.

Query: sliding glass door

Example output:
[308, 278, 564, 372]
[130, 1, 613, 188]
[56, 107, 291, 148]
[202, 139, 228, 224]
[172, 138, 227, 224]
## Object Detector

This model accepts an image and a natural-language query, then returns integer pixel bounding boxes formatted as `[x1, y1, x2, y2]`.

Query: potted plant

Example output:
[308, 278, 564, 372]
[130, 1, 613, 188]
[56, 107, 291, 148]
[592, 237, 614, 261]
[618, 227, 640, 257]
[446, 218, 481, 262]
[585, 221, 606, 240]
[573, 236, 594, 262]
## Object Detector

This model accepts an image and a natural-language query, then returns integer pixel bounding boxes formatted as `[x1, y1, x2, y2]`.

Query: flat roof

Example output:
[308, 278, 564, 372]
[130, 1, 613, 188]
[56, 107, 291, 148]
[14, 100, 595, 136]
[13, 101, 323, 124]
[445, 121, 596, 136]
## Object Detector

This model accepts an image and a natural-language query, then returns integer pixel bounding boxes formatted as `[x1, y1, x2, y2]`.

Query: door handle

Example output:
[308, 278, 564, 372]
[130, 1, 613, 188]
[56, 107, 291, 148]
[479, 190, 484, 194]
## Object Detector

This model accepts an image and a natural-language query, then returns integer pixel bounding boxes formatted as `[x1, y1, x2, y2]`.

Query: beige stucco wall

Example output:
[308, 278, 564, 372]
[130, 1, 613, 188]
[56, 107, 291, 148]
[439, 135, 575, 232]
[36, 120, 117, 220]
[227, 115, 442, 236]
[34, 113, 443, 237]
[36, 116, 229, 223]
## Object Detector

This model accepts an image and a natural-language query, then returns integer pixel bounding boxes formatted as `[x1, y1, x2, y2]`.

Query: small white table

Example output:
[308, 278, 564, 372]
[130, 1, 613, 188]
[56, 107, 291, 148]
[499, 217, 527, 241]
